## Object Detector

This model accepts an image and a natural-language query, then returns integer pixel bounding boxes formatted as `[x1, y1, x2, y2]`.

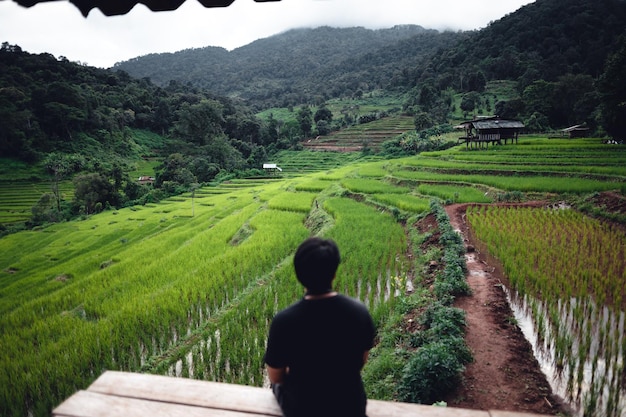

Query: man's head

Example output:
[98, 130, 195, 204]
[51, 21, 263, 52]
[294, 237, 340, 294]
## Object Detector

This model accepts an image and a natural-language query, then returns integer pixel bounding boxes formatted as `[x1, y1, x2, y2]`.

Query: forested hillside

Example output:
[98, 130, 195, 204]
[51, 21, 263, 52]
[114, 0, 626, 136]
[427, 0, 626, 82]
[408, 0, 626, 132]
[114, 25, 463, 109]
[0, 42, 292, 225]
[0, 43, 266, 164]
[4, 0, 626, 166]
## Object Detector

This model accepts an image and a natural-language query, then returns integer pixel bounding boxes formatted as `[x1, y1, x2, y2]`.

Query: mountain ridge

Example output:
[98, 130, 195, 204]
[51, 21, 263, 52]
[113, 25, 459, 107]
[113, 0, 626, 115]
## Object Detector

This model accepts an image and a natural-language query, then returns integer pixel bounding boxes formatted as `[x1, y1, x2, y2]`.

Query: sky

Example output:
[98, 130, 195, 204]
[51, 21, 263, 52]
[0, 0, 534, 69]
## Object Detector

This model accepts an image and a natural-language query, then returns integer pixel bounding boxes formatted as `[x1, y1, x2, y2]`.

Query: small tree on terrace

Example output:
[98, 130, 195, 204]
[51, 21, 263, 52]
[314, 106, 333, 123]
[297, 106, 313, 137]
[414, 112, 434, 132]
[73, 173, 119, 214]
[460, 93, 479, 118]
[44, 152, 84, 213]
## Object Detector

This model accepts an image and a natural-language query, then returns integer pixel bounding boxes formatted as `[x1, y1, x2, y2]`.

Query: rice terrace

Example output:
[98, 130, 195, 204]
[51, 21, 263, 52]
[1, 137, 626, 417]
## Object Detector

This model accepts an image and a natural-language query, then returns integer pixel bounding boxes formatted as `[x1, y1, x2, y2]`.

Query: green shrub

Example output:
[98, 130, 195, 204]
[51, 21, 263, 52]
[443, 246, 464, 266]
[397, 341, 467, 404]
[435, 264, 471, 299]
[495, 190, 524, 202]
[419, 302, 466, 332]
[411, 303, 467, 347]
[362, 347, 408, 400]
[396, 200, 473, 404]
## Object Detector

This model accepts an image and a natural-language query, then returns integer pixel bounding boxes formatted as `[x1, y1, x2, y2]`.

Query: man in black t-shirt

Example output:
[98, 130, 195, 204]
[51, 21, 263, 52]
[264, 237, 376, 417]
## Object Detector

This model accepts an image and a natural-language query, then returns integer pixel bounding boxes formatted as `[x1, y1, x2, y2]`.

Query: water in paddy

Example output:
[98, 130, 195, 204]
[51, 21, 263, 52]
[504, 287, 625, 417]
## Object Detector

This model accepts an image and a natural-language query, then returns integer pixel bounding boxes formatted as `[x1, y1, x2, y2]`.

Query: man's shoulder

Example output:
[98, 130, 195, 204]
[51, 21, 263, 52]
[335, 294, 368, 309]
[274, 294, 369, 317]
[273, 298, 306, 319]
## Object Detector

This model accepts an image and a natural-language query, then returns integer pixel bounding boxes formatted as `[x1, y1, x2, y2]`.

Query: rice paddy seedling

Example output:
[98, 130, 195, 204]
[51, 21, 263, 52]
[369, 194, 431, 213]
[323, 197, 408, 313]
[341, 178, 409, 194]
[294, 179, 334, 192]
[417, 184, 491, 203]
[1, 165, 422, 417]
[467, 205, 626, 416]
[0, 180, 73, 224]
[2, 136, 624, 416]
[0, 184, 311, 415]
[267, 191, 317, 212]
[357, 163, 390, 178]
[394, 170, 621, 194]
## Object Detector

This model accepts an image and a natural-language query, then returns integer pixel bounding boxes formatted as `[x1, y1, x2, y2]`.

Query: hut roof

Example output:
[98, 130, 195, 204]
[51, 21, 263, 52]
[561, 124, 589, 132]
[473, 119, 524, 130]
[458, 117, 524, 130]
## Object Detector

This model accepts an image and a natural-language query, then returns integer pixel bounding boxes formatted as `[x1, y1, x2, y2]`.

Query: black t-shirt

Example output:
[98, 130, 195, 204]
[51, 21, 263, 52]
[265, 294, 376, 417]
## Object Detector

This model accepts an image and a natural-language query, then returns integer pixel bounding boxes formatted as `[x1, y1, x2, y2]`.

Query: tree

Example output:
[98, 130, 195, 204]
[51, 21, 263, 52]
[247, 145, 267, 168]
[460, 93, 480, 118]
[297, 106, 313, 137]
[43, 153, 84, 213]
[73, 173, 119, 214]
[190, 157, 220, 182]
[0, 86, 38, 160]
[123, 180, 147, 202]
[418, 83, 438, 111]
[204, 136, 245, 171]
[263, 113, 282, 144]
[522, 80, 553, 119]
[314, 106, 333, 123]
[524, 112, 549, 133]
[597, 35, 626, 140]
[414, 112, 434, 132]
[495, 99, 524, 120]
[519, 74, 597, 129]
[151, 98, 173, 135]
[31, 193, 69, 224]
[464, 69, 487, 93]
[551, 74, 597, 128]
[315, 120, 331, 136]
[174, 99, 224, 145]
[156, 153, 196, 187]
[35, 82, 86, 141]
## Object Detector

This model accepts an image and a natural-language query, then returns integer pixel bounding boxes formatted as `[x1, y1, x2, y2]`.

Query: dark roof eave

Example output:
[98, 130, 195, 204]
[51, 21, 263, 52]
[12, 0, 280, 17]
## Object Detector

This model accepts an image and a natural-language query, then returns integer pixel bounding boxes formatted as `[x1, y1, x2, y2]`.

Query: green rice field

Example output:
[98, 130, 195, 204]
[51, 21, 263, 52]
[468, 206, 626, 417]
[1, 137, 625, 417]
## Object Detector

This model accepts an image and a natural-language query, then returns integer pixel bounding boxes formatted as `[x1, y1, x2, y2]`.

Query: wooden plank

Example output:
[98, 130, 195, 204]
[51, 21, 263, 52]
[488, 411, 548, 417]
[52, 390, 275, 417]
[87, 371, 282, 416]
[367, 399, 490, 417]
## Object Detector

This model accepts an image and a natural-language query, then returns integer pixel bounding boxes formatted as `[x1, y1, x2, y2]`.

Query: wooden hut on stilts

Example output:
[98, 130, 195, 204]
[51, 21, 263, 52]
[456, 117, 524, 149]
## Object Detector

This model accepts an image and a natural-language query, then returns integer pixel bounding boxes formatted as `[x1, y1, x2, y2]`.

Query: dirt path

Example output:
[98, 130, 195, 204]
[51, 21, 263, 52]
[442, 203, 567, 415]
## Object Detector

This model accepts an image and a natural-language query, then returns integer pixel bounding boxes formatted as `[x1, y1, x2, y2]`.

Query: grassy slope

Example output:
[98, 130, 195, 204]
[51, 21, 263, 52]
[303, 116, 416, 151]
[450, 80, 519, 122]
[256, 90, 407, 123]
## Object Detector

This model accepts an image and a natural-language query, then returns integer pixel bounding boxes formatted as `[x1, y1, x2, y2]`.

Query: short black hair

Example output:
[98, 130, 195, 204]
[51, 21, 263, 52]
[293, 237, 340, 294]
